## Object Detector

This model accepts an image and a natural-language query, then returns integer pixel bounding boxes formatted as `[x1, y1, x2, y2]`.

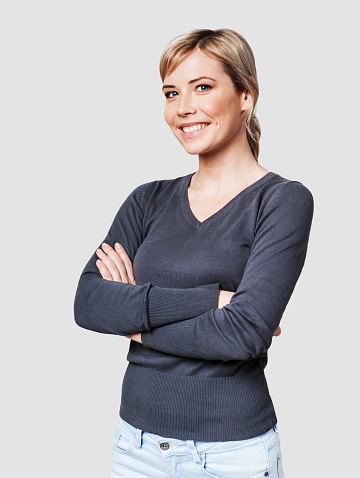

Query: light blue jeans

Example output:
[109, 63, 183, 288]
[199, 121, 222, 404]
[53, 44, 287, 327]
[110, 415, 285, 478]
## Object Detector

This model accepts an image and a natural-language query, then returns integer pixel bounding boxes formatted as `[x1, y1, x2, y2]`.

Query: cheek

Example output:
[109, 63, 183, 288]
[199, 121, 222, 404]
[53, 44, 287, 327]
[201, 96, 230, 122]
[164, 104, 175, 127]
[216, 98, 242, 129]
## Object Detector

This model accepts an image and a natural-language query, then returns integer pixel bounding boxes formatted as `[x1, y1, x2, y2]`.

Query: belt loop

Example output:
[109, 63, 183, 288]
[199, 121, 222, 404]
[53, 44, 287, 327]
[134, 427, 143, 449]
[186, 440, 202, 464]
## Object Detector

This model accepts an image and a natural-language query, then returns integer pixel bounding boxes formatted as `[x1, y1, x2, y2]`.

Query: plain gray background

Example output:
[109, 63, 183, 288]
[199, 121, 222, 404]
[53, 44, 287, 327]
[1, 1, 359, 476]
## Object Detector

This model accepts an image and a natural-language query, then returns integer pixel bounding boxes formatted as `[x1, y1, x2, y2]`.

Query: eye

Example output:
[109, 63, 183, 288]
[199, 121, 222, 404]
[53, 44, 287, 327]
[195, 84, 211, 92]
[164, 91, 178, 99]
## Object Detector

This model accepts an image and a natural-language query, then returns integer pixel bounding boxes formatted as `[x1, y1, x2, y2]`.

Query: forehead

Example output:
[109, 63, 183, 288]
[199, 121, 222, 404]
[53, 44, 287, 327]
[164, 48, 227, 84]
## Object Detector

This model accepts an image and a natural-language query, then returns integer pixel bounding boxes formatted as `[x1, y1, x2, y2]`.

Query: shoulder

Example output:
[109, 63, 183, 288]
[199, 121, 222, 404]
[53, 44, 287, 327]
[126, 173, 190, 212]
[253, 173, 314, 236]
[260, 172, 314, 214]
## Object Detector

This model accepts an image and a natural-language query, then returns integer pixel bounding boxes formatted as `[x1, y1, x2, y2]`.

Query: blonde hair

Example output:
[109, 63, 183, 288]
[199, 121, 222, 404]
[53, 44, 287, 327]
[160, 29, 261, 161]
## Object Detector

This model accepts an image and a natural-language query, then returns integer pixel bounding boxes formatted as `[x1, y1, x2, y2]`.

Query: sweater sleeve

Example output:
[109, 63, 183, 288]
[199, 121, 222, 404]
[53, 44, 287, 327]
[73, 182, 220, 336]
[141, 182, 314, 361]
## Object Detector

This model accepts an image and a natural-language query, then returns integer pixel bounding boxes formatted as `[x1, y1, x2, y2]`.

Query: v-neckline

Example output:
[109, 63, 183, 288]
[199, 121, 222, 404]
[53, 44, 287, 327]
[179, 171, 276, 230]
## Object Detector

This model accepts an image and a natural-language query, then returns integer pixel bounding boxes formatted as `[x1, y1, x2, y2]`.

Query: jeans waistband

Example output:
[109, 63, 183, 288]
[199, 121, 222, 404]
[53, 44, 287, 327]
[118, 416, 203, 463]
[118, 415, 278, 459]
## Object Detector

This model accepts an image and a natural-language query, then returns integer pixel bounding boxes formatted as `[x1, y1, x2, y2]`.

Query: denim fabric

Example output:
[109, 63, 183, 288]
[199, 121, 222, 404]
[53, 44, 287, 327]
[110, 416, 285, 478]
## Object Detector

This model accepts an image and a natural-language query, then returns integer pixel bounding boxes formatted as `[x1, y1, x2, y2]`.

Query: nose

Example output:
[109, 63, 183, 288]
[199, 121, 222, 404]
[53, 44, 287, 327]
[177, 92, 196, 117]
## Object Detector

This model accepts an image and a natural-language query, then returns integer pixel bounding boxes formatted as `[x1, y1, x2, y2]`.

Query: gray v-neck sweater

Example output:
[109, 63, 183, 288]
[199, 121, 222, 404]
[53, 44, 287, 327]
[74, 171, 314, 441]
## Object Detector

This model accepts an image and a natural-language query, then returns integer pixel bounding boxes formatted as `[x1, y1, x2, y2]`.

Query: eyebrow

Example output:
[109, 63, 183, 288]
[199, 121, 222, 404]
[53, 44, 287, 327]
[162, 76, 217, 90]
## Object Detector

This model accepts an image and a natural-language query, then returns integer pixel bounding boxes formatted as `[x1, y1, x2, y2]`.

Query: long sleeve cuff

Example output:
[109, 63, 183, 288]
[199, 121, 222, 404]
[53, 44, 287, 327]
[142, 320, 200, 357]
[148, 283, 220, 327]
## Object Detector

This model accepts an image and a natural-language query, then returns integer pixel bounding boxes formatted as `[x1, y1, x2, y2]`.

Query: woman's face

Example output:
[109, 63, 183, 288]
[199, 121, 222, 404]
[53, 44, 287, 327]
[163, 48, 250, 157]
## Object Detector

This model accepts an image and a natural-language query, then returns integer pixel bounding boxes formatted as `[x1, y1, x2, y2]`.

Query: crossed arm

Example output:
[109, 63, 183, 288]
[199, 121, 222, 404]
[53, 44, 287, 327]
[95, 241, 282, 343]
[75, 181, 312, 361]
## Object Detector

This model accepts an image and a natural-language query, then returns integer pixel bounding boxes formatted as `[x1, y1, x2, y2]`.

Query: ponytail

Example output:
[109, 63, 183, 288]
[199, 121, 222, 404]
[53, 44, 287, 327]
[246, 114, 261, 162]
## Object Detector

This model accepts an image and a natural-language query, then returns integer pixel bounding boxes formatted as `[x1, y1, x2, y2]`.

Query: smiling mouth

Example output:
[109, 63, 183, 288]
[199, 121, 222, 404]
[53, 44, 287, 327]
[180, 123, 209, 133]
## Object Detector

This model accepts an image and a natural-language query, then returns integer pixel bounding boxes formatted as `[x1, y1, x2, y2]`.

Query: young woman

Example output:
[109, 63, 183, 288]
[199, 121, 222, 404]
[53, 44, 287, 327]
[74, 29, 314, 478]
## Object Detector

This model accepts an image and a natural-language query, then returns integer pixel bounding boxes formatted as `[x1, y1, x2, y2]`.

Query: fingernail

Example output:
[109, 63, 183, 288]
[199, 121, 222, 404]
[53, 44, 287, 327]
[115, 243, 121, 249]
[102, 243, 108, 248]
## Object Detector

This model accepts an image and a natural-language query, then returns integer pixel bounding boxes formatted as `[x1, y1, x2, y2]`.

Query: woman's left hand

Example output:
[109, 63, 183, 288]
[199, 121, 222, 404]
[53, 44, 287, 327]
[95, 242, 136, 284]
[273, 326, 281, 337]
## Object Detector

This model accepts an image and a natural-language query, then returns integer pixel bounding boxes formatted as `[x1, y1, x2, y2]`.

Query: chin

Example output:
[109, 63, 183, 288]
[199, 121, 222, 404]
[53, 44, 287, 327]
[182, 146, 202, 155]
[179, 140, 212, 156]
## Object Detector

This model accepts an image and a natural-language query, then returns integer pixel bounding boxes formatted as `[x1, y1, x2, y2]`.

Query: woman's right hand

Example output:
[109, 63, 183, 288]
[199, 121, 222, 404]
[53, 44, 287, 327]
[218, 290, 281, 337]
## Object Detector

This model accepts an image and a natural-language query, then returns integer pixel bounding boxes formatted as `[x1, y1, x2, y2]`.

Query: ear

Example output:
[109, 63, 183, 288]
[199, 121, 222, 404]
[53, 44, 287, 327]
[240, 90, 252, 112]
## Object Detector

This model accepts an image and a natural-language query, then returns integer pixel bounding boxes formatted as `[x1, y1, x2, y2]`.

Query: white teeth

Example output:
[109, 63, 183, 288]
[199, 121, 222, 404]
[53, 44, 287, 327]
[182, 123, 208, 133]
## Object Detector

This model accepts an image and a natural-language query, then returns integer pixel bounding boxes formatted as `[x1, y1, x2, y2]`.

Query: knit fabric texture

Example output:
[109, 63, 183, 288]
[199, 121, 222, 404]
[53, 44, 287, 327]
[74, 171, 314, 441]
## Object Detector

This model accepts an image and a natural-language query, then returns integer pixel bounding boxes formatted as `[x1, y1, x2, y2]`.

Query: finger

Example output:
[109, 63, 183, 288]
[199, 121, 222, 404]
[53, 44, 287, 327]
[126, 332, 142, 343]
[273, 326, 281, 337]
[115, 243, 136, 284]
[96, 259, 113, 281]
[100, 243, 129, 283]
[96, 247, 122, 282]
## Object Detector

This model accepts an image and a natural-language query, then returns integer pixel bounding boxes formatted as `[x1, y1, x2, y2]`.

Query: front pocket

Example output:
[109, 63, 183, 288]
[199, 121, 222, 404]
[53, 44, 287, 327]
[199, 455, 220, 478]
[114, 431, 133, 453]
[112, 420, 134, 455]
[200, 445, 269, 478]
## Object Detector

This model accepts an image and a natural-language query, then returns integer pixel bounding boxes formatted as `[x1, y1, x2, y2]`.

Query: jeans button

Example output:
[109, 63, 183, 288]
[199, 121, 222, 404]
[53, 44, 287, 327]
[160, 442, 170, 450]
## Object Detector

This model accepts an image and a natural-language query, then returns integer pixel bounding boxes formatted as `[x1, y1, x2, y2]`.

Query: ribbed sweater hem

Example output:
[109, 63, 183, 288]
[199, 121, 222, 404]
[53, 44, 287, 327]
[119, 362, 277, 442]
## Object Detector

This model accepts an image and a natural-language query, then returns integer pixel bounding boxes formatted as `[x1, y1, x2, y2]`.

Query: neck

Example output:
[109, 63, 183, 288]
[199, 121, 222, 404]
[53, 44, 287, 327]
[193, 133, 267, 191]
